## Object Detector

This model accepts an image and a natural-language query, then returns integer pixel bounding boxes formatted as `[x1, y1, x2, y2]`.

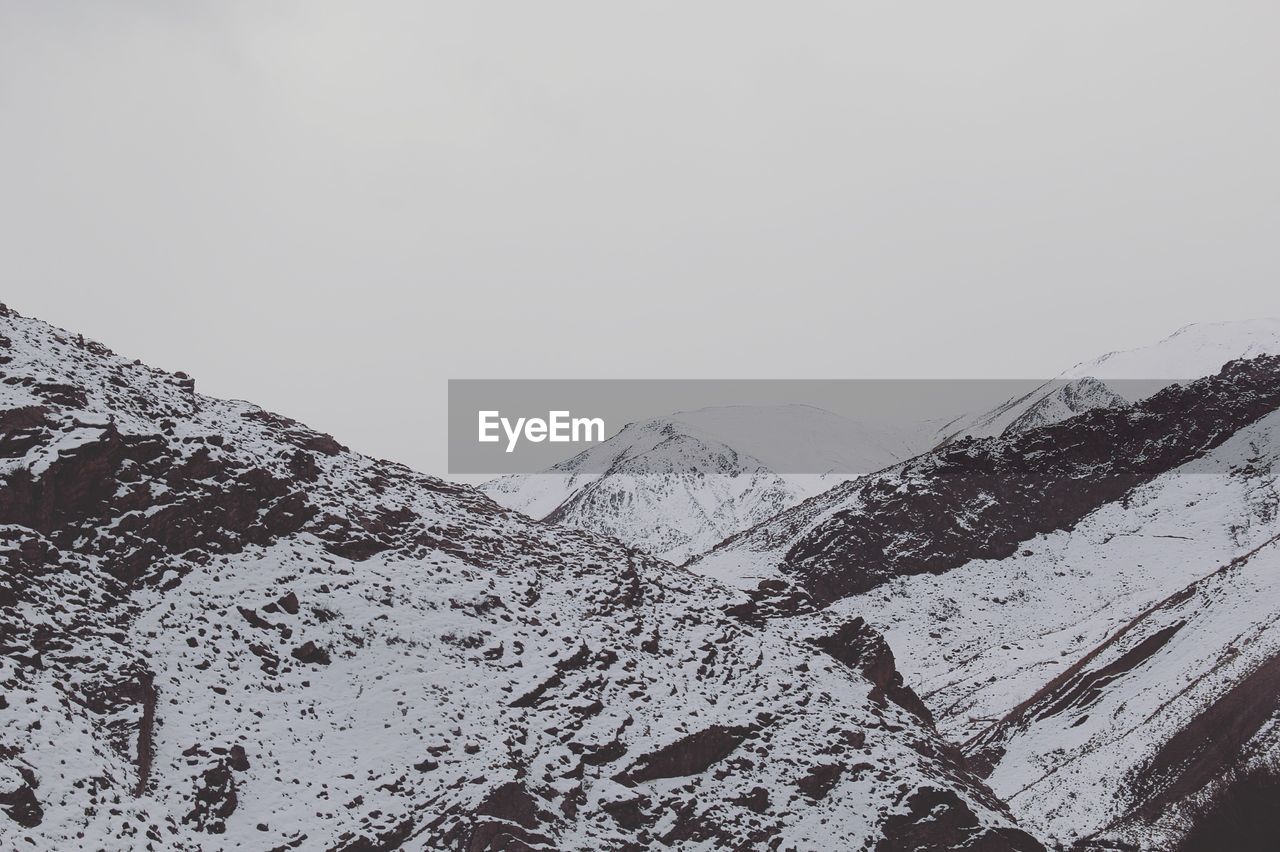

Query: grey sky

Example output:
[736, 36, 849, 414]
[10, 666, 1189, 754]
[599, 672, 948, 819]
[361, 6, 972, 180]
[3, 2, 1280, 474]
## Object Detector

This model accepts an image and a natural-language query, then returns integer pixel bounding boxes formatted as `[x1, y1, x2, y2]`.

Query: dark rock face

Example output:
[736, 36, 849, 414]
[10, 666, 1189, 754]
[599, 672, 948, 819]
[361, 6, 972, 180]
[332, 818, 415, 851]
[0, 405, 51, 457]
[877, 787, 1045, 852]
[814, 617, 934, 723]
[733, 786, 770, 813]
[723, 576, 817, 625]
[795, 763, 844, 800]
[228, 745, 250, 773]
[600, 796, 650, 831]
[463, 782, 553, 851]
[1128, 649, 1280, 824]
[0, 768, 42, 828]
[290, 641, 332, 665]
[783, 357, 1280, 604]
[969, 620, 1189, 779]
[184, 760, 238, 834]
[615, 725, 754, 785]
[1027, 622, 1184, 725]
[278, 591, 300, 615]
[507, 642, 594, 708]
[0, 421, 316, 586]
[78, 668, 157, 797]
[965, 534, 1280, 844]
[1172, 764, 1280, 852]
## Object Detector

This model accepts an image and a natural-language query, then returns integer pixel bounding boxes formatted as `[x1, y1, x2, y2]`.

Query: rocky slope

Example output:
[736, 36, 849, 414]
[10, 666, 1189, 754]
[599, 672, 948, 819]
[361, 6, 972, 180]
[0, 304, 1043, 851]
[828, 407, 1280, 849]
[697, 356, 1280, 599]
[969, 525, 1280, 849]
[484, 405, 924, 563]
[693, 346, 1280, 849]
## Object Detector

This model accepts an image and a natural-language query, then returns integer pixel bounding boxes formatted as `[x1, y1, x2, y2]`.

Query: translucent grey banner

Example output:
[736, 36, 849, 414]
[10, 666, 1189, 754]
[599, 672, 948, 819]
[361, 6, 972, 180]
[448, 378, 1179, 474]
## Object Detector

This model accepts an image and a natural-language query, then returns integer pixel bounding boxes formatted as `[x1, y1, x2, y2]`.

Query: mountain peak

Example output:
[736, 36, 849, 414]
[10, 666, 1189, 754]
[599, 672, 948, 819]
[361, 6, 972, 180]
[483, 403, 928, 562]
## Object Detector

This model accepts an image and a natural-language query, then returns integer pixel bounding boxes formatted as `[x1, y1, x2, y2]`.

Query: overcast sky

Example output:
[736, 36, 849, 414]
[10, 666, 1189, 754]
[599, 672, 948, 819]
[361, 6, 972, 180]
[3, 2, 1280, 474]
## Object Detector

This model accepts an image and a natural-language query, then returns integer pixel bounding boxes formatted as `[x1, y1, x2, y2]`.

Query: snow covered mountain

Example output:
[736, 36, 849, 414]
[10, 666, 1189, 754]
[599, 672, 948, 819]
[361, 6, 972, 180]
[0, 305, 1043, 851]
[938, 318, 1280, 443]
[483, 405, 926, 563]
[491, 320, 1280, 568]
[692, 348, 1280, 849]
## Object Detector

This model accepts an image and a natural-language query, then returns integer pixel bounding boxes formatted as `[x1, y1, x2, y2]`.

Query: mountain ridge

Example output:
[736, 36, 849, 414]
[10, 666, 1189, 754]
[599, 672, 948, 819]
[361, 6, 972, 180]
[690, 340, 1280, 848]
[0, 303, 1044, 851]
[483, 404, 926, 563]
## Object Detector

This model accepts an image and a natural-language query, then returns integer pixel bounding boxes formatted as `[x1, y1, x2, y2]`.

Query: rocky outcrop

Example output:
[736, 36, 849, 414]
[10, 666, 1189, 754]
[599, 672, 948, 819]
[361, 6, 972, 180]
[814, 617, 933, 723]
[877, 787, 1044, 852]
[782, 356, 1280, 603]
[614, 724, 755, 785]
[0, 421, 315, 586]
[184, 759, 239, 834]
[1127, 649, 1280, 825]
[464, 782, 553, 851]
[0, 768, 42, 828]
[964, 530, 1280, 847]
[1171, 764, 1280, 852]
[332, 818, 415, 852]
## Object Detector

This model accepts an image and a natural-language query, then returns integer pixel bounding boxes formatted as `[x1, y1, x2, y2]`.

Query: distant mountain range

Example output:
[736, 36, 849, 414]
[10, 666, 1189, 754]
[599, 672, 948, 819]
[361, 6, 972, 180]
[936, 318, 1280, 442]
[487, 320, 1280, 571]
[483, 404, 930, 562]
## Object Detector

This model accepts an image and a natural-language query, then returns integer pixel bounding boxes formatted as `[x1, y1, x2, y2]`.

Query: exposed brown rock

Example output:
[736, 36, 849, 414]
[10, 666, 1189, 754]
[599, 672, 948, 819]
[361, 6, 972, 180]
[332, 818, 415, 851]
[814, 617, 934, 723]
[877, 787, 1045, 852]
[784, 356, 1280, 604]
[0, 767, 42, 828]
[615, 724, 754, 785]
[465, 782, 553, 851]
[291, 641, 332, 665]
[184, 760, 238, 834]
[796, 763, 843, 800]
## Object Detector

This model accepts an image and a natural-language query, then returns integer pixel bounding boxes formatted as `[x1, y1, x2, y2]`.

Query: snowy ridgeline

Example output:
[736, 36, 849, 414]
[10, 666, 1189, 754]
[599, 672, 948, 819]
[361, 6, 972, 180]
[0, 304, 1042, 851]
[486, 319, 1280, 567]
[5, 302, 1280, 851]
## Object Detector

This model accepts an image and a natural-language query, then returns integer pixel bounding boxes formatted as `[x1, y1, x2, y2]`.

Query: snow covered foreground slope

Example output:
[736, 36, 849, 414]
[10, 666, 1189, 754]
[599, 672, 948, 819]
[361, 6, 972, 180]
[693, 347, 1280, 848]
[484, 406, 925, 563]
[0, 304, 1044, 851]
[826, 408, 1280, 848]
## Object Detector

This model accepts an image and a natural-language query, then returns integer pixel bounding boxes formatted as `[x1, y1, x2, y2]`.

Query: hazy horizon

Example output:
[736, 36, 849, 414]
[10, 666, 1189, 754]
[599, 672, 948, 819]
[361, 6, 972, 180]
[5, 2, 1280, 474]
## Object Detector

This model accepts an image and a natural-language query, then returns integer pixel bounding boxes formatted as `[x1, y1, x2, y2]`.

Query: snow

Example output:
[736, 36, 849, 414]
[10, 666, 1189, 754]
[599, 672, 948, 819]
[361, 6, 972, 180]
[689, 324, 1280, 848]
[942, 318, 1280, 442]
[484, 404, 921, 563]
[11, 303, 1280, 850]
[0, 306, 1033, 851]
